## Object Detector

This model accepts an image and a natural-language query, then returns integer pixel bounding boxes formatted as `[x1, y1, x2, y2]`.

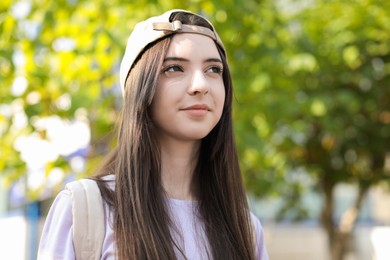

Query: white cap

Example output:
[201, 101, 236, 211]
[119, 9, 225, 95]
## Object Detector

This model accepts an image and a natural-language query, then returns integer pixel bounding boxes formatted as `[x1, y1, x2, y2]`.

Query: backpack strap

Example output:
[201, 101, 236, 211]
[65, 179, 105, 260]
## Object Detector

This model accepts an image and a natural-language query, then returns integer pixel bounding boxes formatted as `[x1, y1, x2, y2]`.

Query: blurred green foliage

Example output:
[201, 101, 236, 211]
[0, 0, 389, 225]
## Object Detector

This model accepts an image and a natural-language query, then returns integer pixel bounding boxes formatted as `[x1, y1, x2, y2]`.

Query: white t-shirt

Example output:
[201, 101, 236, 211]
[38, 177, 269, 260]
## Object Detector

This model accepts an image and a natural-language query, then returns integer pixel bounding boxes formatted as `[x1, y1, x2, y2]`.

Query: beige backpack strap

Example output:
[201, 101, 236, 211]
[65, 179, 105, 260]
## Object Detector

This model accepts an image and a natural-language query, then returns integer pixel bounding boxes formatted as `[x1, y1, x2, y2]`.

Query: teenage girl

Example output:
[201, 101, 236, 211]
[38, 9, 269, 260]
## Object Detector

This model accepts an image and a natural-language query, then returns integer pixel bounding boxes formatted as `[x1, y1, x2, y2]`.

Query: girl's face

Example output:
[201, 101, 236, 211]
[151, 33, 225, 143]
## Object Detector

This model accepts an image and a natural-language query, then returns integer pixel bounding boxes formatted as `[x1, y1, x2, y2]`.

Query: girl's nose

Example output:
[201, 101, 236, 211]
[188, 70, 209, 95]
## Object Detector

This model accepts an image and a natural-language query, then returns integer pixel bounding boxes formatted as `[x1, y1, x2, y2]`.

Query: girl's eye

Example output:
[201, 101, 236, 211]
[163, 65, 183, 73]
[207, 66, 223, 75]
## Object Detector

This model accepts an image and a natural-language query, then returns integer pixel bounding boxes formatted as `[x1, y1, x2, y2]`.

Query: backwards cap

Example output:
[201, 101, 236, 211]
[119, 9, 225, 95]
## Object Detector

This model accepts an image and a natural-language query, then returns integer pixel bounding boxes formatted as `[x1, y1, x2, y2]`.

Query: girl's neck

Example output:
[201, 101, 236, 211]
[159, 138, 200, 200]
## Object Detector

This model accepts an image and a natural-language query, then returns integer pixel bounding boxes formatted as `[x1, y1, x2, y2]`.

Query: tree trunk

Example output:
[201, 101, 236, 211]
[331, 184, 369, 260]
[320, 178, 336, 251]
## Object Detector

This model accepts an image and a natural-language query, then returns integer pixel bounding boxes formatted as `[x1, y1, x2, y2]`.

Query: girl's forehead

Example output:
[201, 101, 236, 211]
[165, 33, 220, 58]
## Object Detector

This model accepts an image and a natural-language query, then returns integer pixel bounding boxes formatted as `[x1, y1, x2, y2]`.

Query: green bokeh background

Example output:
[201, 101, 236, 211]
[1, 0, 389, 258]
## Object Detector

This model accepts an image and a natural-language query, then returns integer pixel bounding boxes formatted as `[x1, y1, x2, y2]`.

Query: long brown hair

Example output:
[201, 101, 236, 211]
[94, 11, 256, 260]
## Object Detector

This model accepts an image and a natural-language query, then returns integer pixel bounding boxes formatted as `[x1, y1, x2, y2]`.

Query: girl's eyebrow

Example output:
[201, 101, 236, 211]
[163, 57, 223, 64]
[205, 58, 223, 64]
[163, 57, 189, 63]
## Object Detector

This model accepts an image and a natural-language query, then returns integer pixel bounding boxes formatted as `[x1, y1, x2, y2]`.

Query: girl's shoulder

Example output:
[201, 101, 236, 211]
[38, 190, 75, 259]
[250, 212, 269, 260]
[250, 212, 265, 232]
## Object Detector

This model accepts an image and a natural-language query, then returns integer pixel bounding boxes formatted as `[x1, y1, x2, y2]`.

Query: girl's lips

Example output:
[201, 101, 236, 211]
[181, 104, 210, 117]
[181, 104, 211, 111]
